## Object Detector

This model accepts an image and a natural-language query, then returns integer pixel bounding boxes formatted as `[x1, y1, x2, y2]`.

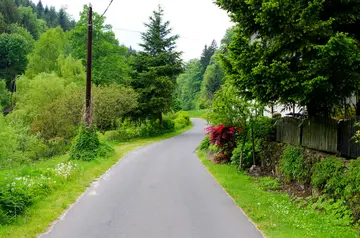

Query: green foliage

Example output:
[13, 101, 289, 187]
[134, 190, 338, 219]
[68, 6, 130, 85]
[26, 27, 66, 78]
[130, 6, 182, 121]
[56, 54, 85, 85]
[311, 157, 345, 191]
[305, 195, 354, 227]
[104, 111, 190, 142]
[18, 6, 46, 40]
[70, 126, 100, 161]
[216, 0, 360, 117]
[341, 159, 360, 219]
[0, 0, 20, 24]
[0, 161, 79, 223]
[231, 142, 254, 169]
[93, 85, 138, 131]
[209, 82, 252, 126]
[177, 60, 203, 110]
[200, 40, 217, 73]
[197, 57, 224, 109]
[280, 146, 307, 183]
[0, 80, 10, 108]
[257, 177, 280, 191]
[0, 32, 33, 90]
[199, 135, 210, 151]
[173, 111, 190, 130]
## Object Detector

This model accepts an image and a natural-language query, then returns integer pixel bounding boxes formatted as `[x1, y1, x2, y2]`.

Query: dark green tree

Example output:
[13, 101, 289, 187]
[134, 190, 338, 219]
[217, 0, 360, 117]
[58, 8, 70, 31]
[0, 14, 6, 33]
[36, 0, 44, 19]
[18, 6, 46, 39]
[0, 0, 20, 24]
[131, 6, 183, 122]
[200, 40, 217, 73]
[47, 6, 58, 28]
[0, 33, 32, 90]
[197, 54, 224, 108]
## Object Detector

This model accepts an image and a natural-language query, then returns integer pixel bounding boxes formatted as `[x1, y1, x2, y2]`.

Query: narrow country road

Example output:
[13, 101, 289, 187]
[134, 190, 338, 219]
[41, 119, 263, 238]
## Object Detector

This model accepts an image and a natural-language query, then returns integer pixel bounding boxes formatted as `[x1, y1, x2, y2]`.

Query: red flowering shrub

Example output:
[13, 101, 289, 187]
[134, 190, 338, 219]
[206, 125, 239, 163]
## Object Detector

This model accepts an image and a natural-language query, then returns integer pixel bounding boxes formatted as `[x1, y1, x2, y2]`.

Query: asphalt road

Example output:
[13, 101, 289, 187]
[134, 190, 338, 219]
[41, 119, 263, 238]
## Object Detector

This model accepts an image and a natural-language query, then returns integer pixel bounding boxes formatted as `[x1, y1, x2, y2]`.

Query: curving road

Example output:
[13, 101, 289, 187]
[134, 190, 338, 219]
[41, 119, 263, 238]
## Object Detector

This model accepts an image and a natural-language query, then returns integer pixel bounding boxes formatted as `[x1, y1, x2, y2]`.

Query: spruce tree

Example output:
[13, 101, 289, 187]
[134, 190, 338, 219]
[36, 0, 44, 19]
[131, 6, 183, 122]
[200, 40, 217, 73]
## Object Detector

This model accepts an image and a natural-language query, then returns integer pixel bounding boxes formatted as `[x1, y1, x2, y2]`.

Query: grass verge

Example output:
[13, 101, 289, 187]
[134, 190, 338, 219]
[0, 124, 192, 238]
[197, 150, 359, 238]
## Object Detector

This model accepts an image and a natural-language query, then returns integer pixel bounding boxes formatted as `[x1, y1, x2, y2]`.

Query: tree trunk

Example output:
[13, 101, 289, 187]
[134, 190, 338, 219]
[159, 112, 163, 125]
[251, 117, 256, 166]
[238, 123, 247, 170]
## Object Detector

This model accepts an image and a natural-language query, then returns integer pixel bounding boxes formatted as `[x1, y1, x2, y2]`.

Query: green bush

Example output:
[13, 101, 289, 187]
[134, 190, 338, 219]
[342, 159, 360, 219]
[70, 126, 100, 161]
[174, 111, 191, 130]
[199, 135, 210, 151]
[311, 157, 345, 192]
[307, 195, 354, 227]
[257, 177, 280, 191]
[231, 142, 254, 169]
[280, 146, 308, 183]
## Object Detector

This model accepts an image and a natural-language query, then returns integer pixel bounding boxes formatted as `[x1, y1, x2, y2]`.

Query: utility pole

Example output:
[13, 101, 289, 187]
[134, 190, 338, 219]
[85, 3, 93, 126]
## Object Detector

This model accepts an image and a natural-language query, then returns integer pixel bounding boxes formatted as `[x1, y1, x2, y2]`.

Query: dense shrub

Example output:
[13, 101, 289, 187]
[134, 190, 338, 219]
[103, 111, 191, 142]
[70, 126, 101, 161]
[206, 124, 238, 163]
[231, 142, 256, 169]
[199, 135, 210, 151]
[342, 159, 360, 219]
[173, 111, 191, 129]
[311, 157, 345, 192]
[93, 85, 138, 131]
[280, 146, 308, 183]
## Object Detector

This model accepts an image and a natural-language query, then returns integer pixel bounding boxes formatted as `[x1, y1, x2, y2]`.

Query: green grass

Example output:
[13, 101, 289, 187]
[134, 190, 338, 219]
[187, 109, 209, 119]
[197, 150, 359, 238]
[0, 124, 192, 238]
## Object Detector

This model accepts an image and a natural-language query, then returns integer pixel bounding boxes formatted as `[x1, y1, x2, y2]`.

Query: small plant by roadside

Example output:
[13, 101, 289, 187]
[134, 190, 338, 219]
[198, 135, 210, 151]
[280, 146, 308, 183]
[0, 161, 79, 224]
[206, 124, 238, 163]
[311, 156, 345, 192]
[70, 126, 114, 161]
[256, 177, 280, 191]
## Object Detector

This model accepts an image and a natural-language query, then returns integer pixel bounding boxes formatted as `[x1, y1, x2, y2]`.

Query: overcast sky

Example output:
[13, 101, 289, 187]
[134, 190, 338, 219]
[39, 0, 232, 61]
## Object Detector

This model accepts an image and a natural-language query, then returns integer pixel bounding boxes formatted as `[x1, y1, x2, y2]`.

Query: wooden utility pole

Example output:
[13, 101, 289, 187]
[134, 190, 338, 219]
[85, 3, 93, 126]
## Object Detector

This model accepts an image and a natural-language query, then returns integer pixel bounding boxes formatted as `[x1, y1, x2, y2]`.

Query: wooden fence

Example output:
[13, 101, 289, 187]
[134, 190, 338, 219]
[276, 117, 360, 158]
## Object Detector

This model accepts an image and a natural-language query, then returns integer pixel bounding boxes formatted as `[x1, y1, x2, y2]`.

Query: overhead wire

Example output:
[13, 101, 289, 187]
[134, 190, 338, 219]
[101, 0, 114, 17]
[112, 27, 201, 41]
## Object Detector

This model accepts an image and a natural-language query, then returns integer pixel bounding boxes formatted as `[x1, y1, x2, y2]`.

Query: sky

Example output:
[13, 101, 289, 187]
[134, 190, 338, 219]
[39, 0, 233, 61]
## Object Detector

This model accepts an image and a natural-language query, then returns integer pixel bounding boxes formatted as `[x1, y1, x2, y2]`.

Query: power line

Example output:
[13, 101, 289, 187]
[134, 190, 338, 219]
[101, 0, 114, 17]
[112, 27, 200, 41]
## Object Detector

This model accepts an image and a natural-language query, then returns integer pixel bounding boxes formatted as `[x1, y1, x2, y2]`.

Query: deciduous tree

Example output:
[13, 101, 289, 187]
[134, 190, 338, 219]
[217, 0, 360, 117]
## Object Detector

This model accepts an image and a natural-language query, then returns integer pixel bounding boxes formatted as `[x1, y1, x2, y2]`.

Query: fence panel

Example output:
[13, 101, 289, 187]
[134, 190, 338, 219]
[302, 118, 338, 153]
[276, 117, 301, 145]
[338, 118, 360, 158]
